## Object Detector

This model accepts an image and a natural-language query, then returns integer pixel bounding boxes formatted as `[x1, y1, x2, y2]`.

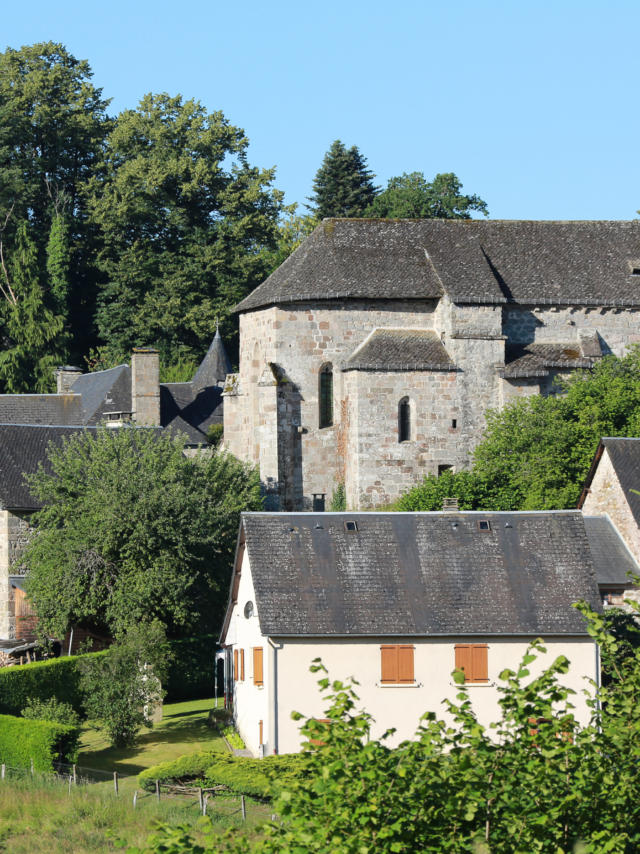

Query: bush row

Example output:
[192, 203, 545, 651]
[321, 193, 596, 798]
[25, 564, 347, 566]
[0, 652, 106, 717]
[0, 713, 80, 770]
[139, 750, 308, 800]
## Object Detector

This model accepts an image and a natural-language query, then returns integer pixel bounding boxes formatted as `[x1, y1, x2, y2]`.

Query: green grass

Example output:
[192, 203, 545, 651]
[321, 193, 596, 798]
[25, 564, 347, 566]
[0, 698, 270, 853]
[78, 697, 227, 778]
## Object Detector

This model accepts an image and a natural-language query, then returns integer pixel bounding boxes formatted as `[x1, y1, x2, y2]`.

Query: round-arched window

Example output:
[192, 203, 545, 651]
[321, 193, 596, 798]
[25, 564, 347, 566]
[398, 397, 411, 443]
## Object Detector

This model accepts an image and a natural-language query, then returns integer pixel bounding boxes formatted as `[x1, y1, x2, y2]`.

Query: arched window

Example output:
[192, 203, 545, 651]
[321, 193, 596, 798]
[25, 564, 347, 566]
[398, 397, 411, 442]
[319, 364, 333, 428]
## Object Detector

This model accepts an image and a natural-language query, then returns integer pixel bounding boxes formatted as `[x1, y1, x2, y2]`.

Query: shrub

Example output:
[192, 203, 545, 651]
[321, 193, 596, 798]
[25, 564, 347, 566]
[138, 750, 221, 792]
[0, 713, 79, 770]
[22, 697, 80, 727]
[206, 423, 224, 448]
[329, 482, 346, 511]
[165, 635, 217, 702]
[0, 651, 106, 717]
[221, 725, 245, 749]
[204, 753, 307, 799]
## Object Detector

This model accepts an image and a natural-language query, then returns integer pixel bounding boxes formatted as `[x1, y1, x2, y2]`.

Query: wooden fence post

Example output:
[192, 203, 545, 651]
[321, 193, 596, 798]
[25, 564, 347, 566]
[113, 771, 119, 796]
[241, 794, 246, 821]
[133, 790, 138, 809]
[68, 775, 72, 795]
[30, 758, 34, 776]
[155, 779, 160, 801]
[1, 764, 5, 780]
[198, 787, 204, 814]
[72, 764, 77, 784]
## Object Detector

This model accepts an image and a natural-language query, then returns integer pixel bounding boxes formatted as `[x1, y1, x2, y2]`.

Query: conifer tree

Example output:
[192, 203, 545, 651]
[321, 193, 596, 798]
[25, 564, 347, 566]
[307, 140, 378, 218]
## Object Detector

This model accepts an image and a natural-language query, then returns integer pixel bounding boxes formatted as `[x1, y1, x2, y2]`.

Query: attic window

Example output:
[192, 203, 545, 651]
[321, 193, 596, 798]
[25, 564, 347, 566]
[629, 260, 640, 275]
[344, 520, 358, 532]
[477, 520, 491, 532]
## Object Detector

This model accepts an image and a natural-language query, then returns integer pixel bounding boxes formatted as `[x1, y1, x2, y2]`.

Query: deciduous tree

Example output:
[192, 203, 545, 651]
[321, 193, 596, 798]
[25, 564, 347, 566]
[365, 171, 488, 219]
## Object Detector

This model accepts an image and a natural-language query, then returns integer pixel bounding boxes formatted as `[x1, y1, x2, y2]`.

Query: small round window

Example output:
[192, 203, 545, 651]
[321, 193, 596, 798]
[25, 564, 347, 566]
[244, 601, 254, 619]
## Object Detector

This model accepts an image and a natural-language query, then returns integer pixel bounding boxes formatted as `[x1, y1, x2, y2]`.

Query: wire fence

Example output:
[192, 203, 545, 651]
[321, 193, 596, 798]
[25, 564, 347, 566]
[0, 759, 270, 822]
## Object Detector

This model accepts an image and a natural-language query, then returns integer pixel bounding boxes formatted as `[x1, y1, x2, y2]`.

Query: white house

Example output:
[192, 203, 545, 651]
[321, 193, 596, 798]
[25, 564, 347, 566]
[219, 510, 605, 756]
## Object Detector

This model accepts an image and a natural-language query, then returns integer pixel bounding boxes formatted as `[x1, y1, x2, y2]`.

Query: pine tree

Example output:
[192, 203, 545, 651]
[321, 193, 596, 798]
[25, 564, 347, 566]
[307, 140, 378, 218]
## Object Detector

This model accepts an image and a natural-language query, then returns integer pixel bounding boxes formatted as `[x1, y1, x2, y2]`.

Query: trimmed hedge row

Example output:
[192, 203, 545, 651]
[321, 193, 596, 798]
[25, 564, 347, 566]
[165, 635, 217, 702]
[0, 652, 106, 717]
[138, 750, 308, 800]
[0, 713, 80, 770]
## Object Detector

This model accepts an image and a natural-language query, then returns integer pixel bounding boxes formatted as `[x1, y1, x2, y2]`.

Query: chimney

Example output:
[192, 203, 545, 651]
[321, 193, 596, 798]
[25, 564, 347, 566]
[131, 348, 160, 426]
[442, 497, 459, 513]
[55, 366, 82, 394]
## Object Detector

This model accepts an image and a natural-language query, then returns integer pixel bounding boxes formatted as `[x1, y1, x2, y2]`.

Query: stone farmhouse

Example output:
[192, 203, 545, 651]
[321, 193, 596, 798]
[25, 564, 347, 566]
[223, 219, 640, 510]
[0, 331, 231, 641]
[220, 510, 609, 756]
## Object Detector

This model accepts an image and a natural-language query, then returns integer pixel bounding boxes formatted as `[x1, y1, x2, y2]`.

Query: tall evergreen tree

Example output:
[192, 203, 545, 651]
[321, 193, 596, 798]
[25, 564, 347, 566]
[307, 140, 378, 218]
[365, 171, 488, 219]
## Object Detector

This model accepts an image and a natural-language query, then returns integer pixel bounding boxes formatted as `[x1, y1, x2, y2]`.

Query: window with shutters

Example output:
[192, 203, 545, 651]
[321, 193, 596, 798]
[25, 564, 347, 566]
[380, 645, 415, 684]
[319, 364, 333, 428]
[455, 644, 489, 683]
[253, 646, 264, 686]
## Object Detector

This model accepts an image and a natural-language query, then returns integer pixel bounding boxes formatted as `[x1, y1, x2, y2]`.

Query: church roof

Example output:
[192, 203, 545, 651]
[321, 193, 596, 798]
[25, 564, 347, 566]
[192, 327, 232, 391]
[235, 219, 640, 312]
[503, 338, 604, 379]
[225, 511, 601, 639]
[343, 328, 456, 372]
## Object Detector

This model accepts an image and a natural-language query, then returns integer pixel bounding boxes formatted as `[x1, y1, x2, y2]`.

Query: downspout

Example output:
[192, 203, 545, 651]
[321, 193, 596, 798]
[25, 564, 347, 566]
[594, 640, 602, 727]
[268, 638, 283, 755]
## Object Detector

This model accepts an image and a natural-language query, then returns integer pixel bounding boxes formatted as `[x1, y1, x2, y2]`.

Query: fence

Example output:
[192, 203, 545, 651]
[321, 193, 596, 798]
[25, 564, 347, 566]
[0, 758, 268, 822]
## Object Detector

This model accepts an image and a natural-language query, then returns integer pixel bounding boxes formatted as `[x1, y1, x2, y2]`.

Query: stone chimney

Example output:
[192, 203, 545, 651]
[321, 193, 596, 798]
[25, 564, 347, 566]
[131, 348, 160, 426]
[442, 497, 459, 513]
[55, 366, 83, 394]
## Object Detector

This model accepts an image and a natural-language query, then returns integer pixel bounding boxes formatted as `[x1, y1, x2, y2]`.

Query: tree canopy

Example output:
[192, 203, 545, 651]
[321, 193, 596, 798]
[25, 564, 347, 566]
[307, 140, 378, 218]
[23, 428, 262, 639]
[365, 171, 488, 219]
[397, 348, 640, 512]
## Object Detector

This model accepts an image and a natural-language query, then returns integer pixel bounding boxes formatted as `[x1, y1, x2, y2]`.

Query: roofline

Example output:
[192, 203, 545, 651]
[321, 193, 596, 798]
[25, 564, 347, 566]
[583, 511, 640, 577]
[240, 509, 584, 517]
[218, 521, 248, 645]
[257, 632, 594, 640]
[577, 441, 606, 508]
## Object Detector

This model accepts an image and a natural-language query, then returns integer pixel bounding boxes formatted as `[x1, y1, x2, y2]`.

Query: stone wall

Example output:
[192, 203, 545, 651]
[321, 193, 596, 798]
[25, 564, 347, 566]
[503, 305, 640, 354]
[0, 510, 32, 638]
[582, 451, 640, 565]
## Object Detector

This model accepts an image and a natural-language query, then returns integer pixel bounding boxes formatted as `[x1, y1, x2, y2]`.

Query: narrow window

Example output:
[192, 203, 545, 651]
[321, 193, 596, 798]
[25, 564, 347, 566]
[380, 645, 415, 684]
[253, 647, 264, 686]
[319, 364, 333, 428]
[398, 397, 411, 442]
[455, 644, 488, 683]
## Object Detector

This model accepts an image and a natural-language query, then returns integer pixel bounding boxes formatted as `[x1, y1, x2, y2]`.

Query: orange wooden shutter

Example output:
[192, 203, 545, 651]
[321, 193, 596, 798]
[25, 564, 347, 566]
[380, 646, 398, 683]
[471, 645, 488, 682]
[398, 646, 414, 683]
[240, 649, 245, 681]
[233, 648, 238, 681]
[259, 720, 263, 745]
[455, 644, 472, 680]
[253, 647, 264, 686]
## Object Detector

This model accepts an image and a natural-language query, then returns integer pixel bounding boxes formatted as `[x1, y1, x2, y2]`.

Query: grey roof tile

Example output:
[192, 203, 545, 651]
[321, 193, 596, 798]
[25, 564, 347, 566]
[160, 383, 223, 444]
[343, 328, 456, 372]
[192, 329, 232, 391]
[503, 340, 603, 379]
[0, 394, 83, 426]
[583, 515, 639, 586]
[238, 511, 601, 637]
[235, 219, 640, 312]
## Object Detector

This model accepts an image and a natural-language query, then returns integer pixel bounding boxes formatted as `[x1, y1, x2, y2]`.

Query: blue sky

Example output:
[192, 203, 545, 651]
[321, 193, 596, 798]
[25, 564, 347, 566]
[3, 0, 639, 220]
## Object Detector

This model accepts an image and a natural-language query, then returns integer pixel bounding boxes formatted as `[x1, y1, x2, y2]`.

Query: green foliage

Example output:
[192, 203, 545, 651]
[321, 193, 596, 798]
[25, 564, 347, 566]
[79, 621, 168, 747]
[46, 212, 71, 319]
[0, 652, 105, 717]
[138, 749, 221, 791]
[21, 697, 80, 727]
[206, 423, 224, 449]
[164, 635, 217, 702]
[398, 348, 640, 511]
[23, 427, 262, 638]
[365, 171, 488, 219]
[307, 140, 378, 218]
[329, 481, 346, 511]
[87, 92, 284, 364]
[204, 753, 306, 800]
[0, 713, 79, 769]
[261, 208, 318, 272]
[221, 726, 245, 749]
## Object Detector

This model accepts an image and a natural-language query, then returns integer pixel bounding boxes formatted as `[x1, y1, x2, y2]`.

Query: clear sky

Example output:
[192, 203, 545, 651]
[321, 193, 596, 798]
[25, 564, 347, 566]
[3, 0, 639, 220]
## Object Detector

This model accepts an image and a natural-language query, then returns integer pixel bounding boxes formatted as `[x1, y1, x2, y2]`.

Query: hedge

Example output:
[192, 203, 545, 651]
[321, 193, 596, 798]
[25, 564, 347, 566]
[0, 651, 106, 717]
[139, 749, 307, 800]
[0, 713, 80, 770]
[165, 635, 217, 701]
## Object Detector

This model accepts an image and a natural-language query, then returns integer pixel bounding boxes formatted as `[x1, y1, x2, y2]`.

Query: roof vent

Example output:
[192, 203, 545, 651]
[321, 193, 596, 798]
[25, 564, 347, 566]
[477, 520, 491, 532]
[344, 520, 358, 532]
[442, 497, 459, 513]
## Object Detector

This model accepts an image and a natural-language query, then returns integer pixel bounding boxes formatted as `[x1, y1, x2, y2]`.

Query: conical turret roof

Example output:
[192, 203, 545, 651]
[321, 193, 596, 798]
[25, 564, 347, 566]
[192, 326, 232, 390]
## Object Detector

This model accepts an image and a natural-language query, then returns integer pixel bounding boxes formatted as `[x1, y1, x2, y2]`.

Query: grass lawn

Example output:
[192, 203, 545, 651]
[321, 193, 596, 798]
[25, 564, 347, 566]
[0, 698, 271, 853]
[78, 697, 228, 779]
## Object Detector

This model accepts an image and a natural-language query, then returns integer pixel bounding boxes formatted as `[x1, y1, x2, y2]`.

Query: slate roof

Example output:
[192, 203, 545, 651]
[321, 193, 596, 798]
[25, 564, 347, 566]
[343, 329, 456, 372]
[235, 219, 640, 312]
[503, 337, 603, 379]
[160, 383, 223, 443]
[226, 511, 601, 639]
[583, 515, 639, 587]
[192, 328, 232, 391]
[71, 365, 132, 424]
[579, 438, 640, 528]
[0, 425, 98, 510]
[0, 394, 83, 425]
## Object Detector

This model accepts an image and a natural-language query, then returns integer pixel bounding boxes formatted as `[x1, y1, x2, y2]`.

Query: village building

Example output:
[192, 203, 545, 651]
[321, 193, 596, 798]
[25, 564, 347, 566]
[0, 330, 231, 641]
[223, 219, 640, 510]
[220, 510, 606, 756]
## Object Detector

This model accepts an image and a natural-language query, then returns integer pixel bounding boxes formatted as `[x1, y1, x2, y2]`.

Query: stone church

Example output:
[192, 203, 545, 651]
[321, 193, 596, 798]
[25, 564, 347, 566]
[223, 218, 640, 510]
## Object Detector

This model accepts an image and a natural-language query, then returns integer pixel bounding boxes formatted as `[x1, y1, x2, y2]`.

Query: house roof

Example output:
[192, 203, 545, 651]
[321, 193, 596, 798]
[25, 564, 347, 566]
[503, 338, 604, 379]
[71, 365, 132, 424]
[160, 383, 223, 443]
[192, 327, 232, 391]
[579, 438, 640, 527]
[343, 328, 456, 372]
[225, 511, 601, 639]
[235, 219, 640, 313]
[0, 425, 97, 510]
[0, 394, 83, 425]
[583, 515, 639, 587]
